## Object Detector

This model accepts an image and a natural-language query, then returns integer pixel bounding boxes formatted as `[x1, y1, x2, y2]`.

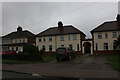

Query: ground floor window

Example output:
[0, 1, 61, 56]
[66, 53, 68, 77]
[42, 45, 45, 51]
[69, 45, 73, 50]
[77, 44, 79, 51]
[95, 43, 98, 50]
[61, 45, 64, 47]
[104, 43, 108, 50]
[49, 45, 52, 51]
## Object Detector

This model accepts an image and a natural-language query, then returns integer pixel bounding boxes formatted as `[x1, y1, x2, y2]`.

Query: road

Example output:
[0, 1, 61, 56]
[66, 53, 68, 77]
[2, 55, 120, 79]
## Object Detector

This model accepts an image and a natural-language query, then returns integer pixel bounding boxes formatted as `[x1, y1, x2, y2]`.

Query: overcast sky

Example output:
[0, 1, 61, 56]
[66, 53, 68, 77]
[2, 2, 118, 38]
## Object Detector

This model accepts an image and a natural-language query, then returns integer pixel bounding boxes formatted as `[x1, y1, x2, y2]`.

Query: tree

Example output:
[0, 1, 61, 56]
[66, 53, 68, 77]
[23, 44, 39, 55]
[114, 36, 120, 50]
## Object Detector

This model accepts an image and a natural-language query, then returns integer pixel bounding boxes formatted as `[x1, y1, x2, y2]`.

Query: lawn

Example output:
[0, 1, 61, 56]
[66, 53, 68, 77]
[89, 54, 120, 71]
[105, 54, 120, 71]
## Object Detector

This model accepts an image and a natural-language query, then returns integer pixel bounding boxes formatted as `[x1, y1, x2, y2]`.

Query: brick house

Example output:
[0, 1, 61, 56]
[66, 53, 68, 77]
[1, 26, 35, 53]
[36, 21, 86, 54]
[91, 14, 120, 54]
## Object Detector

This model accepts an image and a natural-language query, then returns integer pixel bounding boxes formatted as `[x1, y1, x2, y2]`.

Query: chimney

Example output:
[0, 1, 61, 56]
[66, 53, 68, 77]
[17, 25, 22, 32]
[116, 14, 120, 29]
[116, 14, 120, 22]
[58, 21, 63, 29]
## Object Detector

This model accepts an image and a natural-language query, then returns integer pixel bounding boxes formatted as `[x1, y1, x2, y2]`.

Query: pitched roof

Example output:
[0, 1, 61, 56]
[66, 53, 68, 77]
[2, 30, 35, 39]
[36, 25, 85, 37]
[91, 21, 120, 33]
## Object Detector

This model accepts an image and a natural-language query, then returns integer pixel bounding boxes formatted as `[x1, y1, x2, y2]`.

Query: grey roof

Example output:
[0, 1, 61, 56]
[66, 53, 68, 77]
[91, 21, 120, 33]
[37, 25, 85, 37]
[2, 30, 35, 39]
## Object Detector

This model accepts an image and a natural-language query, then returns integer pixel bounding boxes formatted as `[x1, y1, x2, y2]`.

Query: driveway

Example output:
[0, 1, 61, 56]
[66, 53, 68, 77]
[2, 55, 119, 78]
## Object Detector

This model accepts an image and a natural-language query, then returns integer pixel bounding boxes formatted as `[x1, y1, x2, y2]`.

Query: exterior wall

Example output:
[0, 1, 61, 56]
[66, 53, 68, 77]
[93, 31, 120, 51]
[1, 38, 12, 51]
[9, 46, 23, 52]
[2, 38, 12, 45]
[12, 38, 28, 43]
[93, 50, 120, 54]
[36, 36, 56, 51]
[36, 34, 82, 52]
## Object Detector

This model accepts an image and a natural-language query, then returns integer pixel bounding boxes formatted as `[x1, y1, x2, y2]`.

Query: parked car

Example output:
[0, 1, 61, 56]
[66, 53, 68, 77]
[56, 47, 76, 61]
[0, 50, 17, 55]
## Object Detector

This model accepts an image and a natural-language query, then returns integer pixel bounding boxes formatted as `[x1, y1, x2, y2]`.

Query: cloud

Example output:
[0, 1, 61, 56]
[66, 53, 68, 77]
[2, 2, 118, 38]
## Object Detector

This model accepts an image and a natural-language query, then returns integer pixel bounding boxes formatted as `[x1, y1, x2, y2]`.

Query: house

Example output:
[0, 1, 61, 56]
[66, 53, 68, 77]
[36, 21, 86, 54]
[1, 26, 35, 53]
[91, 14, 120, 54]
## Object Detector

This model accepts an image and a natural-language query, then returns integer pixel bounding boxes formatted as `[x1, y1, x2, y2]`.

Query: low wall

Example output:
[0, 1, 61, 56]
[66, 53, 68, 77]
[93, 50, 120, 54]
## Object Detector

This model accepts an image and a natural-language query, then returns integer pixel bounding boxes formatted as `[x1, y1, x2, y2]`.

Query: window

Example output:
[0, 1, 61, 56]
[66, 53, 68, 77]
[12, 47, 14, 51]
[69, 45, 73, 50]
[23, 40, 25, 43]
[95, 43, 98, 50]
[49, 45, 52, 51]
[113, 42, 116, 50]
[15, 40, 17, 43]
[60, 35, 64, 41]
[72, 34, 77, 40]
[43, 38, 45, 42]
[77, 44, 79, 51]
[42, 45, 45, 51]
[98, 33, 102, 39]
[16, 47, 18, 51]
[61, 45, 64, 47]
[104, 43, 108, 50]
[39, 38, 42, 42]
[105, 33, 108, 38]
[113, 32, 117, 38]
[68, 35, 71, 40]
[49, 37, 52, 42]
[20, 40, 21, 43]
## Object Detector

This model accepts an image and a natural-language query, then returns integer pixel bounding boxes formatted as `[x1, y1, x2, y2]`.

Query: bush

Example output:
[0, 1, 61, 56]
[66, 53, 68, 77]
[23, 44, 39, 55]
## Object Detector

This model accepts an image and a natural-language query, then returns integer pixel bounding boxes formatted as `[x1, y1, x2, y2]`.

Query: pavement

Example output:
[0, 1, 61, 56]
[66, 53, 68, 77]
[1, 54, 120, 79]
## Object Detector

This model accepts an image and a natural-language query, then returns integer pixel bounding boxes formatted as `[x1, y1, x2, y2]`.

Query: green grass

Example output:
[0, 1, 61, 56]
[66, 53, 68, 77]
[105, 55, 120, 71]
[2, 54, 56, 64]
[89, 54, 120, 71]
[76, 54, 83, 58]
[42, 55, 56, 63]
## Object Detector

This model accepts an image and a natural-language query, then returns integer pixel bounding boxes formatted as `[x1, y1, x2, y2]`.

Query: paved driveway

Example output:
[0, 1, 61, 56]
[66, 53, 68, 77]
[2, 55, 119, 78]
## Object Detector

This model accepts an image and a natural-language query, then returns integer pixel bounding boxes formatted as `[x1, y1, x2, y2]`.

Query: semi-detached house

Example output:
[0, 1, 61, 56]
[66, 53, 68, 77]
[36, 21, 86, 53]
[1, 26, 35, 53]
[1, 14, 120, 55]
[91, 14, 120, 54]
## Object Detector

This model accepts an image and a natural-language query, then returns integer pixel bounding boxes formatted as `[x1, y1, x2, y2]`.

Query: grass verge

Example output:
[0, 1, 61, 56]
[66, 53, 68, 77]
[89, 54, 120, 71]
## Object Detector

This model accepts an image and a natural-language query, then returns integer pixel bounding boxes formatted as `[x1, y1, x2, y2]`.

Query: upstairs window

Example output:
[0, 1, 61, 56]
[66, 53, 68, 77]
[23, 40, 25, 43]
[43, 38, 45, 42]
[39, 38, 42, 42]
[113, 32, 117, 38]
[98, 33, 102, 39]
[61, 45, 64, 47]
[68, 35, 71, 40]
[60, 35, 64, 41]
[20, 40, 21, 43]
[72, 34, 77, 40]
[105, 33, 108, 38]
[49, 37, 52, 42]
